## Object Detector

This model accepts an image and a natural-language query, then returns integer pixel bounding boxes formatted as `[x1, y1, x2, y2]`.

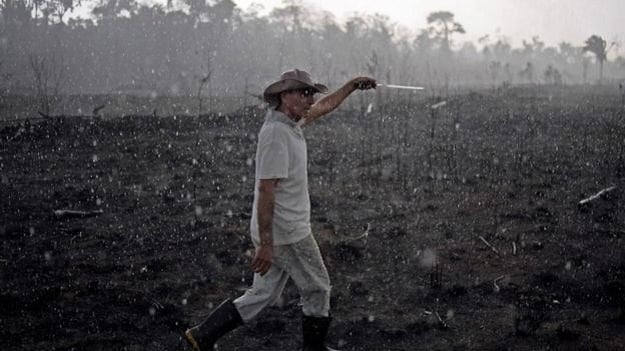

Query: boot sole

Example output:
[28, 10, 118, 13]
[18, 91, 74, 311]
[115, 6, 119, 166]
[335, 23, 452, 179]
[184, 329, 201, 351]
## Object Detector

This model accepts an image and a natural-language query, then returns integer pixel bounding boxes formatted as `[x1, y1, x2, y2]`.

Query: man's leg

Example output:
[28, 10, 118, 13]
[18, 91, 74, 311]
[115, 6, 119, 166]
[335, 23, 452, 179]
[184, 299, 243, 351]
[233, 265, 290, 322]
[279, 235, 331, 316]
[274, 235, 338, 351]
[185, 263, 289, 350]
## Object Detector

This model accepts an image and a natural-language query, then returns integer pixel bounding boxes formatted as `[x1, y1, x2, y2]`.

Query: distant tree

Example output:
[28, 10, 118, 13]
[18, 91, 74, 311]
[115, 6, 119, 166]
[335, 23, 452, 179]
[544, 65, 562, 85]
[92, 0, 139, 20]
[493, 39, 512, 60]
[457, 41, 479, 60]
[414, 28, 436, 55]
[519, 62, 534, 84]
[582, 56, 590, 84]
[426, 11, 465, 52]
[366, 13, 395, 83]
[271, 0, 311, 70]
[482, 37, 512, 67]
[1, 0, 34, 23]
[37, 0, 80, 24]
[488, 60, 501, 86]
[503, 63, 513, 85]
[271, 0, 307, 31]
[519, 36, 545, 61]
[1, 0, 34, 43]
[558, 41, 580, 64]
[583, 35, 608, 83]
[183, 0, 209, 20]
[29, 53, 67, 115]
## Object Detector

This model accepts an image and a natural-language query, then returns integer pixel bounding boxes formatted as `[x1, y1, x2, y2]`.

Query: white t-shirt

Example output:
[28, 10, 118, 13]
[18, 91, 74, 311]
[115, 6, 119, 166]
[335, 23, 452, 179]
[250, 109, 311, 246]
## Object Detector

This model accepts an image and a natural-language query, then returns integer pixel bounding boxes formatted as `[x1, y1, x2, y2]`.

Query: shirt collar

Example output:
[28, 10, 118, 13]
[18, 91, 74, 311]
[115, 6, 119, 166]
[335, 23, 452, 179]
[266, 109, 302, 130]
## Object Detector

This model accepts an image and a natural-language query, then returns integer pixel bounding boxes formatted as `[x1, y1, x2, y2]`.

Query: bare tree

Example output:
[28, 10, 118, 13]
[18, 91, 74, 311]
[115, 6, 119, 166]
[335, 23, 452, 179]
[29, 53, 67, 116]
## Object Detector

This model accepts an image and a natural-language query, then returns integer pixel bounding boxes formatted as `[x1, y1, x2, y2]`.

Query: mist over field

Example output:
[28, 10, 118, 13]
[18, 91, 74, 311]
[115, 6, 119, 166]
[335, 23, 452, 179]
[1, 0, 625, 117]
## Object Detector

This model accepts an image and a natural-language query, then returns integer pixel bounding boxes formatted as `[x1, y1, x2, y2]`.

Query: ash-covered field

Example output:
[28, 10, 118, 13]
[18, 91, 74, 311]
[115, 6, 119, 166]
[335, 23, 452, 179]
[2, 87, 625, 350]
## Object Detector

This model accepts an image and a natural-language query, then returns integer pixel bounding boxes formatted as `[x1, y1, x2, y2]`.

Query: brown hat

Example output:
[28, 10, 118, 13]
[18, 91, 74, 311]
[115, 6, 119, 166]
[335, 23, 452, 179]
[263, 69, 328, 103]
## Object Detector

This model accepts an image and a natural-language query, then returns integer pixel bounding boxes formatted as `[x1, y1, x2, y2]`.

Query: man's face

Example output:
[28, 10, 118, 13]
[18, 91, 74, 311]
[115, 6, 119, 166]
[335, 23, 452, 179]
[280, 88, 316, 121]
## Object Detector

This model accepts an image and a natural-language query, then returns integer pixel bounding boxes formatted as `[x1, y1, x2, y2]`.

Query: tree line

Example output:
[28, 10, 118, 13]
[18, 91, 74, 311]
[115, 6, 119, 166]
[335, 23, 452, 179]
[1, 0, 624, 104]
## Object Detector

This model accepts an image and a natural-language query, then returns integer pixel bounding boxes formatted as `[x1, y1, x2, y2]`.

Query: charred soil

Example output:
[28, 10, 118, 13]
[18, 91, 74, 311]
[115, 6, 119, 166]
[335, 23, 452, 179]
[2, 88, 625, 350]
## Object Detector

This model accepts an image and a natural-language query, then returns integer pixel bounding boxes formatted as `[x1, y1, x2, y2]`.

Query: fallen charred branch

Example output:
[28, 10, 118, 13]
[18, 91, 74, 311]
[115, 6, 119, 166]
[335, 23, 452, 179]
[479, 235, 501, 256]
[579, 186, 617, 206]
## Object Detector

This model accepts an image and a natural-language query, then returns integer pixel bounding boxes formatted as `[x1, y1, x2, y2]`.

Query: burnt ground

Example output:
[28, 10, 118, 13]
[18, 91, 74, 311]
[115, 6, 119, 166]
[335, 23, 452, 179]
[1, 87, 625, 350]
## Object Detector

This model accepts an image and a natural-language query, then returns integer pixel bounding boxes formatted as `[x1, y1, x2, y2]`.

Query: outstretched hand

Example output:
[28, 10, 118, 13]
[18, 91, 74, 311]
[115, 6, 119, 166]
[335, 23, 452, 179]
[353, 77, 377, 90]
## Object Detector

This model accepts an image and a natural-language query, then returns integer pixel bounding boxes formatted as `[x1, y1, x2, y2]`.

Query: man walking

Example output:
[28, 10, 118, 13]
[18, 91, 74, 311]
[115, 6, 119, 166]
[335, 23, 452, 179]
[185, 69, 376, 351]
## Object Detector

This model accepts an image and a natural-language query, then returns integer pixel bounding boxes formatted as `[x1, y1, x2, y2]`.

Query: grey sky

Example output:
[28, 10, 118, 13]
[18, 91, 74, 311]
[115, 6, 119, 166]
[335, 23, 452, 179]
[234, 0, 625, 54]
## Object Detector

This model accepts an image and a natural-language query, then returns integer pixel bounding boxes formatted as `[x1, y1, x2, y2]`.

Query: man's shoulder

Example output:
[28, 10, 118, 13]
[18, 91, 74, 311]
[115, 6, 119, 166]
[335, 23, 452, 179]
[261, 118, 292, 134]
[259, 120, 290, 143]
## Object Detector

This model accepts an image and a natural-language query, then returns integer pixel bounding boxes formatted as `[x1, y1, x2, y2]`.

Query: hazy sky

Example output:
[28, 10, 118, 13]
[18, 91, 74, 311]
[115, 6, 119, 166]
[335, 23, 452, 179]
[233, 0, 625, 53]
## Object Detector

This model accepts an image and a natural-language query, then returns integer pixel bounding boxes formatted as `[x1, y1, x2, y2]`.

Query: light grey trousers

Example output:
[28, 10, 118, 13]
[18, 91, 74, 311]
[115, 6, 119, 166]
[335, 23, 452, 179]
[233, 234, 332, 322]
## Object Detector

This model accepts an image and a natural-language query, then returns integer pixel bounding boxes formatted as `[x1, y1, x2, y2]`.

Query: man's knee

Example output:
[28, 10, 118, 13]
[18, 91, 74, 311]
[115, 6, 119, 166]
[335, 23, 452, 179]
[234, 286, 283, 322]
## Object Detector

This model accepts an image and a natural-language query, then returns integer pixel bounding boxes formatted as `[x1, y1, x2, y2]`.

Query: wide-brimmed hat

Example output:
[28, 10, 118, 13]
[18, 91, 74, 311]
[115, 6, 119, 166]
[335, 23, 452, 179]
[263, 69, 328, 103]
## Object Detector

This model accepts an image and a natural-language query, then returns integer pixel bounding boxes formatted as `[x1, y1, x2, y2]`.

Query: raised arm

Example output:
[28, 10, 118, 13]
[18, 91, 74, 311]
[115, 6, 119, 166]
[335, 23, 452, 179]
[302, 76, 376, 126]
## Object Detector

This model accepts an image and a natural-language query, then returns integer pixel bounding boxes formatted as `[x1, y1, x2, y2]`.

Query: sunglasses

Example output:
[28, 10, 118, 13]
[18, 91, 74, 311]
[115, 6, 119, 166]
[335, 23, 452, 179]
[290, 88, 315, 97]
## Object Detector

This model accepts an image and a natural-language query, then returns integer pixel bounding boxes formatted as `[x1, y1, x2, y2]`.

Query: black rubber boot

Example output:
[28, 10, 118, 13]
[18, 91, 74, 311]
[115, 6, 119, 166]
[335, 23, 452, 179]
[184, 299, 243, 351]
[302, 315, 341, 351]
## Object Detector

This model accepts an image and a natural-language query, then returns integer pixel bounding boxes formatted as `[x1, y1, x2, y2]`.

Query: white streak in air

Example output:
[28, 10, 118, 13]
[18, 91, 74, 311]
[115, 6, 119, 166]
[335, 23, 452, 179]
[431, 101, 447, 110]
